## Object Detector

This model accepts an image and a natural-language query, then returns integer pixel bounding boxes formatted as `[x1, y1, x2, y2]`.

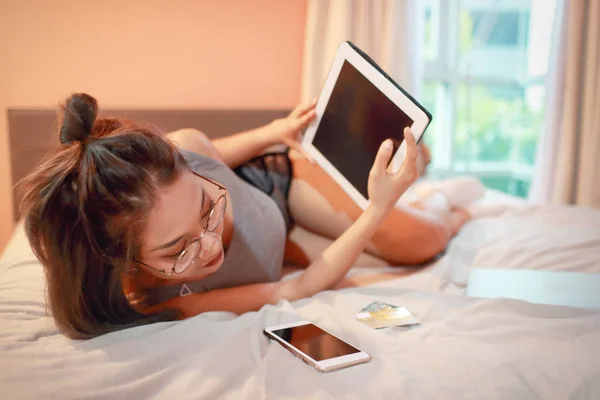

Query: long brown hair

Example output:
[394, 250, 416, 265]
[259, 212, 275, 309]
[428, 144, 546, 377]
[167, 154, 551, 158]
[19, 93, 188, 339]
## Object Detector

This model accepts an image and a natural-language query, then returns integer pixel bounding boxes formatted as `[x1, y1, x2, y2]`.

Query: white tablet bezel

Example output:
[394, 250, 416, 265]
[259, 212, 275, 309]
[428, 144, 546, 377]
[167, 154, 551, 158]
[301, 41, 431, 210]
[263, 320, 371, 373]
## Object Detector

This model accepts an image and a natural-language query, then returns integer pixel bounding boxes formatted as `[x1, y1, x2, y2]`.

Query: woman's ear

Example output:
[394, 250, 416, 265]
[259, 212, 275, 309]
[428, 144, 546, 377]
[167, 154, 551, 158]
[125, 263, 139, 277]
[121, 262, 142, 302]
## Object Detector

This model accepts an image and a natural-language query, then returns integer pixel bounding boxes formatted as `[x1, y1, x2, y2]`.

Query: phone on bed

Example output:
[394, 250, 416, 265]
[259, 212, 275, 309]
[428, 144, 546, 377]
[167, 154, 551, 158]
[263, 320, 372, 373]
[302, 41, 432, 210]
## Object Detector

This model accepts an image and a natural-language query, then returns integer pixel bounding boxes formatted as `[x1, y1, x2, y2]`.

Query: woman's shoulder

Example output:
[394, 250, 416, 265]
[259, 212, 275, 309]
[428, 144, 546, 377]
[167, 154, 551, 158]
[165, 129, 223, 162]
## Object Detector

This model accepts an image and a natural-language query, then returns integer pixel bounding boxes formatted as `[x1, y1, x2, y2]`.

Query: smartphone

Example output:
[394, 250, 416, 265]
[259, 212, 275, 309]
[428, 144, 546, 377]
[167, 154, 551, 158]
[263, 320, 372, 373]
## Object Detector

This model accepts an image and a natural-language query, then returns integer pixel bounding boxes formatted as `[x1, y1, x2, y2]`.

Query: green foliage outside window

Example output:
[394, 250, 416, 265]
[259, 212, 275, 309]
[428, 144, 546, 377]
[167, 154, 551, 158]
[421, 7, 545, 198]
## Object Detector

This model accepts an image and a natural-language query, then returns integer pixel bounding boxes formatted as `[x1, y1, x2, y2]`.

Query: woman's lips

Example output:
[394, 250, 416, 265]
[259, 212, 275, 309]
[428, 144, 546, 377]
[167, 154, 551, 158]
[203, 249, 224, 268]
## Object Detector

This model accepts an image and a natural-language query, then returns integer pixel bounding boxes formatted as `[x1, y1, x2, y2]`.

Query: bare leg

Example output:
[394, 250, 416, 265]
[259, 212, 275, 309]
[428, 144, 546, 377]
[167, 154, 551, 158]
[287, 155, 471, 265]
[283, 224, 391, 268]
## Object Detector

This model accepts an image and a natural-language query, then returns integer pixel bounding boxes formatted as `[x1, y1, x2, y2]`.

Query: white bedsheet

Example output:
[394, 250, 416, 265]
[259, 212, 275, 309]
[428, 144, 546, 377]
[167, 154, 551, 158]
[1, 194, 600, 399]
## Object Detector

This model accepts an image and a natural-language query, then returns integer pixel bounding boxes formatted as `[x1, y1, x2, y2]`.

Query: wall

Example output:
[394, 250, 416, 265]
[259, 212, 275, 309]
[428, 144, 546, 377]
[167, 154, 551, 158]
[0, 0, 307, 252]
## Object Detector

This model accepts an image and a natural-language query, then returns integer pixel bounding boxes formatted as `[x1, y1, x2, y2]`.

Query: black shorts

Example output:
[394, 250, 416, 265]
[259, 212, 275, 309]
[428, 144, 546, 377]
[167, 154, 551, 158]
[233, 149, 294, 231]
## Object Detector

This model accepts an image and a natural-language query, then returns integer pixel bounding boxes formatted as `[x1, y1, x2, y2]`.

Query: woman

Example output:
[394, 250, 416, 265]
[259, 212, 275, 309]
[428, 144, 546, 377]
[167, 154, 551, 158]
[20, 93, 471, 339]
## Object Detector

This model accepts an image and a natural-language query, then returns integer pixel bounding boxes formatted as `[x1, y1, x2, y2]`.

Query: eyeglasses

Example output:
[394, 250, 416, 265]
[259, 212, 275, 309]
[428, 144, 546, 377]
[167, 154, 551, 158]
[135, 171, 228, 276]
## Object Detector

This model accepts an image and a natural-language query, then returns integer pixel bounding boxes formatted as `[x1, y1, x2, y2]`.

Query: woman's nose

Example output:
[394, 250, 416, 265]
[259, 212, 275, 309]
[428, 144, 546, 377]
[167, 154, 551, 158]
[196, 231, 222, 261]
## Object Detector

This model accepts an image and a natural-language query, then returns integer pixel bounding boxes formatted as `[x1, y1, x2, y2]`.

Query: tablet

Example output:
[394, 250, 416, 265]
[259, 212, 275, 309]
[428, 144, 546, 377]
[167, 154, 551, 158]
[302, 41, 432, 210]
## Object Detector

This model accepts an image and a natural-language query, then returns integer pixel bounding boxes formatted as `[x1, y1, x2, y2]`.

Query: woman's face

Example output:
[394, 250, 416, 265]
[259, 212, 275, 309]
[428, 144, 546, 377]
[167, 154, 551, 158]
[138, 170, 226, 280]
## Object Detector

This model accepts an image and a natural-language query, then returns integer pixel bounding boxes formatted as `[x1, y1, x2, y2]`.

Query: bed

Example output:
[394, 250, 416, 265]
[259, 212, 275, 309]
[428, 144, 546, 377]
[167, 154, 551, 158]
[1, 109, 600, 399]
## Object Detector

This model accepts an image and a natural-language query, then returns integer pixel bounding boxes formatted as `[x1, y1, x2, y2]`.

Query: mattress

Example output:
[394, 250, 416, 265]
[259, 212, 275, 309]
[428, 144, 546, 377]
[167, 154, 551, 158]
[1, 190, 600, 399]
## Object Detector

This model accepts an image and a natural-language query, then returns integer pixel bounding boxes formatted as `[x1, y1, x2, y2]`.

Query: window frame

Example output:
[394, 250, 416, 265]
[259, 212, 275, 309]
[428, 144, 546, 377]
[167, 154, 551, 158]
[421, 0, 549, 195]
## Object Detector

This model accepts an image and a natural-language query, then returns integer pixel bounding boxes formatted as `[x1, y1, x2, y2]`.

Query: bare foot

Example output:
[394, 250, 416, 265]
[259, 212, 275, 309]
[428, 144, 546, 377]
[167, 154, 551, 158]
[416, 176, 485, 208]
[449, 207, 472, 236]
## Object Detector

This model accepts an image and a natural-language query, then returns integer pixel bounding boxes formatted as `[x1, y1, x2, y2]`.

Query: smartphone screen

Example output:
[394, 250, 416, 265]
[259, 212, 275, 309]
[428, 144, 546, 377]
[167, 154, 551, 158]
[270, 323, 361, 361]
[312, 60, 414, 199]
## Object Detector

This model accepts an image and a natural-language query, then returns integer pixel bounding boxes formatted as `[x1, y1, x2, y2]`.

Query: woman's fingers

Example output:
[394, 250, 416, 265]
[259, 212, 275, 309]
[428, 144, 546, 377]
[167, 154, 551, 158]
[404, 127, 417, 158]
[290, 98, 317, 118]
[285, 138, 315, 164]
[396, 128, 419, 182]
[370, 139, 394, 178]
[291, 109, 317, 131]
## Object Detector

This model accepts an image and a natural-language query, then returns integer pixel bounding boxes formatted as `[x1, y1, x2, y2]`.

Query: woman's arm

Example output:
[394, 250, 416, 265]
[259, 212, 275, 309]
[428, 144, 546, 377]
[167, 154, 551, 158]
[168, 129, 419, 317]
[166, 101, 315, 168]
[168, 204, 386, 317]
[166, 126, 278, 167]
[211, 124, 281, 168]
[212, 101, 316, 168]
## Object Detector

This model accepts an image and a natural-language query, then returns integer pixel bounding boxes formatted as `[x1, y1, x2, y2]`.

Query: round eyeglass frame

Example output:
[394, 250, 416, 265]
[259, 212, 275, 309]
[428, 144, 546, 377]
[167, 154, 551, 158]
[135, 172, 228, 276]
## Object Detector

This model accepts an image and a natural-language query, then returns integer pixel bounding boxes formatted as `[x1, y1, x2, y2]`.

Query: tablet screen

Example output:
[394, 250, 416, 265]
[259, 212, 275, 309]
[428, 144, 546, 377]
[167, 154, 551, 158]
[313, 61, 414, 199]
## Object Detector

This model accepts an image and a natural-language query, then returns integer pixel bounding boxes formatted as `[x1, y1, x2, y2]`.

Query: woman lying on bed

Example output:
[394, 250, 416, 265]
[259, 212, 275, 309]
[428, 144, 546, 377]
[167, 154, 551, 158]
[20, 93, 480, 339]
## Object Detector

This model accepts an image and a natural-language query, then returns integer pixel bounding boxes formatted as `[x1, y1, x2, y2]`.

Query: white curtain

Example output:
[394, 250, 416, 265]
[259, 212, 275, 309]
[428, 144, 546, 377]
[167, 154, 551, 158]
[529, 0, 600, 207]
[300, 0, 421, 103]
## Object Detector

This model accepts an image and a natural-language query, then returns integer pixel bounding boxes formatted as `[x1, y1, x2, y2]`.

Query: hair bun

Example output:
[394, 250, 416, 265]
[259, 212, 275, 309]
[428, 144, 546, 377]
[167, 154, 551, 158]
[59, 93, 98, 144]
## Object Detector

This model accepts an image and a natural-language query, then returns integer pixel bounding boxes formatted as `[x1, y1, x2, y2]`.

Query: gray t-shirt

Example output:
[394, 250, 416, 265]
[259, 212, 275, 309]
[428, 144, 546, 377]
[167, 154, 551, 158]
[142, 150, 286, 305]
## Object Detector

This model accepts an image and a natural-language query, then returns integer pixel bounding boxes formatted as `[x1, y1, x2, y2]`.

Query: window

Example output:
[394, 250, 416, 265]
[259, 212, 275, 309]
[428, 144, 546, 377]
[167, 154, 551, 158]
[421, 0, 558, 197]
[470, 11, 529, 46]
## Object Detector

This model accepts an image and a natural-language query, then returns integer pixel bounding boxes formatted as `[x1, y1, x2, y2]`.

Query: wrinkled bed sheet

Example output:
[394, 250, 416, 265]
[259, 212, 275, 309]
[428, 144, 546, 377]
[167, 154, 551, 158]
[1, 191, 600, 399]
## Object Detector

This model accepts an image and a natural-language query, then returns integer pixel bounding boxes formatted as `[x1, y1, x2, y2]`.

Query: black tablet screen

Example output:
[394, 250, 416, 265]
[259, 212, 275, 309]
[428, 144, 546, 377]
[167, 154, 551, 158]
[313, 61, 414, 199]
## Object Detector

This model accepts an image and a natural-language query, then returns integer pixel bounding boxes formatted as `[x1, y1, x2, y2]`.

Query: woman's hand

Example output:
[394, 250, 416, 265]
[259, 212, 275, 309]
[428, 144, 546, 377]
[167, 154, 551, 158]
[268, 99, 317, 161]
[211, 99, 316, 169]
[284, 130, 418, 299]
[367, 127, 420, 217]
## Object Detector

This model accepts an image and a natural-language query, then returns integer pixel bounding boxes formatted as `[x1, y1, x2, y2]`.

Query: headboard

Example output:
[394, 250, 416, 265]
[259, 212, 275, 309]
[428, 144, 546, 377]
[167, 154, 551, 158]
[7, 108, 289, 221]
